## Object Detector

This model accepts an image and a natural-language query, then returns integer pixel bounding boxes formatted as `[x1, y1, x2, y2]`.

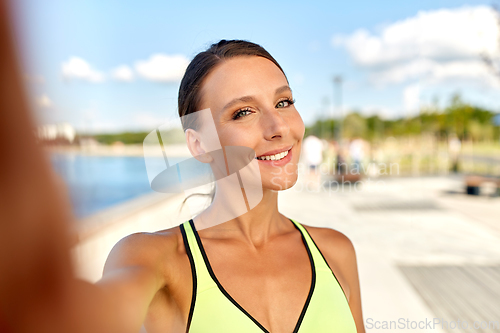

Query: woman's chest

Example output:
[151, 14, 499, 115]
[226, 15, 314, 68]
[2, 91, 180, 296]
[194, 237, 315, 332]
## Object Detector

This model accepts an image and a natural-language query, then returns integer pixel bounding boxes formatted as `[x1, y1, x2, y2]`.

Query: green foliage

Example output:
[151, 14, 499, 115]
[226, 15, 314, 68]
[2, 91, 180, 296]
[305, 93, 500, 142]
[343, 112, 366, 138]
[365, 115, 384, 141]
[91, 128, 186, 145]
[304, 119, 337, 140]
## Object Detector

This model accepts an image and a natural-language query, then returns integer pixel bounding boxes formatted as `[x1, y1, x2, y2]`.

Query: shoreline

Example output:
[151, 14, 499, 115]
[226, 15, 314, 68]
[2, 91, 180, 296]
[43, 143, 192, 158]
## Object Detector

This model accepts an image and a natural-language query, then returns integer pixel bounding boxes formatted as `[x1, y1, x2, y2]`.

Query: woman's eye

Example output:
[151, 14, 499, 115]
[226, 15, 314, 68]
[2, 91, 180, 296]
[232, 108, 252, 120]
[276, 98, 296, 108]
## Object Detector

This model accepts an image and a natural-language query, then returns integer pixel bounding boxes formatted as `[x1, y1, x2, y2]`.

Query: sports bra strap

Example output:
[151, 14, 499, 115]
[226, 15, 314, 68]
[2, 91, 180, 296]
[180, 219, 217, 293]
[289, 219, 332, 273]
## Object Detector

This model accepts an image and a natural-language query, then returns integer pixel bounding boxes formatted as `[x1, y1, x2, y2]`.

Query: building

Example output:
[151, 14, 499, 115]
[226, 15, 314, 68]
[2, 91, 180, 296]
[37, 123, 76, 144]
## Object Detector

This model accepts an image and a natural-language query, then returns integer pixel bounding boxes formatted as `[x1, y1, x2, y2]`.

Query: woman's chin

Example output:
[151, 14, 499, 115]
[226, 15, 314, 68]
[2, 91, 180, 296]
[264, 176, 298, 191]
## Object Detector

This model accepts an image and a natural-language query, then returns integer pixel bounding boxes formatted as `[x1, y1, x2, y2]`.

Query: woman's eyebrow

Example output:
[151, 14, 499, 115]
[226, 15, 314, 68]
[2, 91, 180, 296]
[221, 85, 292, 112]
[275, 85, 292, 95]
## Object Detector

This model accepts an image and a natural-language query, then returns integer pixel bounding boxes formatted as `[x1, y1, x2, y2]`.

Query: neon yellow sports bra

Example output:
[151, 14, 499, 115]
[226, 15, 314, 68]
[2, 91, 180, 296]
[179, 218, 357, 333]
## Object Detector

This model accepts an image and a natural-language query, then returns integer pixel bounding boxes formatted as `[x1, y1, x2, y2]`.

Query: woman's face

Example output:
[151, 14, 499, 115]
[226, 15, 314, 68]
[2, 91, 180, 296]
[197, 55, 305, 191]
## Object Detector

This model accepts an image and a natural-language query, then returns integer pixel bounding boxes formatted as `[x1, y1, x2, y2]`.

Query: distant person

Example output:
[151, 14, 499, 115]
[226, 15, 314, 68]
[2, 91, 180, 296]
[302, 135, 324, 171]
[349, 137, 364, 174]
[0, 17, 365, 333]
[302, 135, 324, 189]
[448, 134, 461, 173]
[366, 142, 381, 178]
[335, 140, 347, 175]
[324, 139, 337, 176]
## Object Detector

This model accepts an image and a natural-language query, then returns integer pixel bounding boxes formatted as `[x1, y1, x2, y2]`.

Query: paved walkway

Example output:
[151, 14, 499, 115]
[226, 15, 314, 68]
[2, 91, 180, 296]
[279, 171, 500, 332]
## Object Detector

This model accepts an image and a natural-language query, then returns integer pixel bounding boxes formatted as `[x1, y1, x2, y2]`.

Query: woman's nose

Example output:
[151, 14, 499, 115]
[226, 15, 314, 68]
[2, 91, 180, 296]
[262, 108, 290, 140]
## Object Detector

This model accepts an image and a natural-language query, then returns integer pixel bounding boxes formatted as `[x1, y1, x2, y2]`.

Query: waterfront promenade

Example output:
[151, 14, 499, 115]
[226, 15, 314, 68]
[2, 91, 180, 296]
[73, 165, 500, 332]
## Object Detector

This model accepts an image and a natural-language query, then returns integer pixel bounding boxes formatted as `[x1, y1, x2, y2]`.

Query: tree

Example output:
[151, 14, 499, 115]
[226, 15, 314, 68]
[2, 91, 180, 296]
[342, 112, 366, 139]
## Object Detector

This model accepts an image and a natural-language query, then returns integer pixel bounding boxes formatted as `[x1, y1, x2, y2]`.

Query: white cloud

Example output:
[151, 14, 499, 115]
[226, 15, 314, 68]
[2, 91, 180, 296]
[362, 57, 500, 88]
[60, 54, 189, 84]
[61, 57, 105, 82]
[111, 65, 134, 82]
[135, 54, 189, 82]
[37, 94, 53, 108]
[333, 6, 500, 86]
[403, 84, 420, 114]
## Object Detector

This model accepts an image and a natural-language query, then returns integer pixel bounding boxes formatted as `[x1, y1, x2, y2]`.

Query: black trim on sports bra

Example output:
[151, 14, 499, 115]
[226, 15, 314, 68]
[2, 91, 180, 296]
[189, 218, 316, 333]
[180, 223, 197, 333]
[296, 223, 350, 303]
[289, 219, 316, 333]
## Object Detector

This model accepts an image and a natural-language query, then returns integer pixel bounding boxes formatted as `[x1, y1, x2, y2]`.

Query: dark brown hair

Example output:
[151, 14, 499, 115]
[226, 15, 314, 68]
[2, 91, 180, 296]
[178, 39, 288, 211]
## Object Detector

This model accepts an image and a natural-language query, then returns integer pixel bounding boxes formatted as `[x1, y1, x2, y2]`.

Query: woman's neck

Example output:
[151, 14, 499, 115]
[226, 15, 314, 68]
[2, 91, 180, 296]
[193, 186, 290, 247]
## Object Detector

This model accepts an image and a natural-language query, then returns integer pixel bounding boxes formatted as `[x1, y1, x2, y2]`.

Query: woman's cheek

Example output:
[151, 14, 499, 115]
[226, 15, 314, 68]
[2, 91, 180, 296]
[294, 112, 306, 139]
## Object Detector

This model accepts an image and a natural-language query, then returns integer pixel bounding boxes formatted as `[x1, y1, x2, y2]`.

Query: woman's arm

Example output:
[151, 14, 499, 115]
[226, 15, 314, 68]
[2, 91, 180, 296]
[338, 234, 366, 333]
[45, 265, 163, 333]
[95, 233, 170, 333]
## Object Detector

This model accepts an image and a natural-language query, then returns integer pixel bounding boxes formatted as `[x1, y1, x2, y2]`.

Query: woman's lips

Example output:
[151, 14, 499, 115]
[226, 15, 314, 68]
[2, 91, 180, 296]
[255, 147, 292, 166]
[256, 145, 294, 158]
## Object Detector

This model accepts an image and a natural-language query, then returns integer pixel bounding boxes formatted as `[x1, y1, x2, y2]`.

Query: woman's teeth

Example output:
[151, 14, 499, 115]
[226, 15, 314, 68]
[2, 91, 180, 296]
[256, 149, 289, 161]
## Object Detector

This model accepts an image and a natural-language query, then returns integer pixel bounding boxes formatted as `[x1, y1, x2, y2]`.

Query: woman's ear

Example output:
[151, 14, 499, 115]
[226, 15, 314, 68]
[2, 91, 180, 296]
[185, 128, 213, 163]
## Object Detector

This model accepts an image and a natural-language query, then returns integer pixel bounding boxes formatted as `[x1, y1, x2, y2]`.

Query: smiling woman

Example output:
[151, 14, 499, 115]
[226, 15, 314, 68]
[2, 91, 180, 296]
[0, 12, 365, 330]
[97, 39, 365, 333]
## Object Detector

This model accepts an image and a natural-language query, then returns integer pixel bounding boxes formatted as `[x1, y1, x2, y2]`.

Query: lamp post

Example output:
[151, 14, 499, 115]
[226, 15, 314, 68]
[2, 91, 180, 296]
[321, 96, 329, 140]
[333, 75, 344, 175]
[333, 75, 343, 141]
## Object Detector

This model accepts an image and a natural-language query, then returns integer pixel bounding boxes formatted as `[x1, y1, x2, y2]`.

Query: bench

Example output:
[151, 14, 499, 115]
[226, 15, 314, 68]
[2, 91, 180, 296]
[465, 175, 500, 196]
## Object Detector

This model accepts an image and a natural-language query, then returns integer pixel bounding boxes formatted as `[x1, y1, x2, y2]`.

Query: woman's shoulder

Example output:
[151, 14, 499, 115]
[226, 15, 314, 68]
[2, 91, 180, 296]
[299, 223, 358, 299]
[111, 225, 183, 255]
[300, 223, 356, 258]
[104, 223, 190, 279]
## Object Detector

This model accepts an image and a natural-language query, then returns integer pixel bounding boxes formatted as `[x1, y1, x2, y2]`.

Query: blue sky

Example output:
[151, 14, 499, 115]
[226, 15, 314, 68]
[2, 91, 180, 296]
[12, 0, 500, 133]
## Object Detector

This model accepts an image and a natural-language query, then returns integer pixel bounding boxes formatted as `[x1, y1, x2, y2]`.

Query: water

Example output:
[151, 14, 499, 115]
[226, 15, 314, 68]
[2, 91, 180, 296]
[50, 153, 184, 219]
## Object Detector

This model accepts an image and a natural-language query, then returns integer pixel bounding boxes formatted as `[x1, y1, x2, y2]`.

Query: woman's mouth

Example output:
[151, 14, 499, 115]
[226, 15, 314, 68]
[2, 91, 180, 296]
[254, 147, 293, 166]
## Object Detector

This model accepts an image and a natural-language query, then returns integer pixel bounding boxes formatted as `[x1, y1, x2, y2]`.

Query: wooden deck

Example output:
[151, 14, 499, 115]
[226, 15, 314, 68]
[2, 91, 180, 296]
[398, 265, 500, 332]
